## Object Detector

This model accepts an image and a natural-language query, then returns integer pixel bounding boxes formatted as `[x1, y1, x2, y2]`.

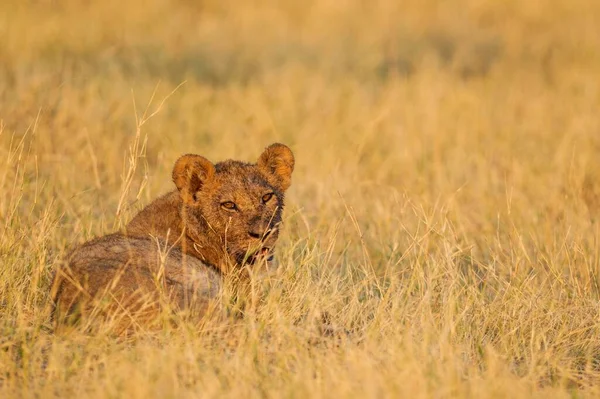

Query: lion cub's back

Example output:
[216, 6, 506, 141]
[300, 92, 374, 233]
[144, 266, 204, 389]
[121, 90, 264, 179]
[51, 233, 221, 331]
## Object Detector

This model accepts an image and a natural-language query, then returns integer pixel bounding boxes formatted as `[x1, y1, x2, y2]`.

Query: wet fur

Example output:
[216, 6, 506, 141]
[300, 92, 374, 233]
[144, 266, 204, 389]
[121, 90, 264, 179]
[51, 143, 294, 332]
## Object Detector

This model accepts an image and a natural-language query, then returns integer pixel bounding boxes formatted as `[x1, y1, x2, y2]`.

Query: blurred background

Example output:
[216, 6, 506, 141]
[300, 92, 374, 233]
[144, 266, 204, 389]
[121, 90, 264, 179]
[2, 0, 600, 237]
[2, 0, 600, 253]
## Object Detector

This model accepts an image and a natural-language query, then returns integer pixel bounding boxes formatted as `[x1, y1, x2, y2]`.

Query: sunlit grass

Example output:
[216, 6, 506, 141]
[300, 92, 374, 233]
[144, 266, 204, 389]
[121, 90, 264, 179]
[2, 0, 600, 397]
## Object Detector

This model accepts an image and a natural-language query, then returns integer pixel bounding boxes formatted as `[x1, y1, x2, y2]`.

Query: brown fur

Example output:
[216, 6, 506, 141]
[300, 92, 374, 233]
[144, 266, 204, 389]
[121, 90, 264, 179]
[51, 143, 294, 332]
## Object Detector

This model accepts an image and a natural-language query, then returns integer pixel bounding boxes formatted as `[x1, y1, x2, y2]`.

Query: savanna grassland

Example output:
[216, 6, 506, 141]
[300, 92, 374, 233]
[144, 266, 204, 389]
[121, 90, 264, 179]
[2, 0, 600, 397]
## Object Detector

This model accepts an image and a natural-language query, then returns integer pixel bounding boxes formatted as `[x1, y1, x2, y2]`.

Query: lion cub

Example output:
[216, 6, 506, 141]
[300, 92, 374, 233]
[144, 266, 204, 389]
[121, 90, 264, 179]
[51, 143, 294, 331]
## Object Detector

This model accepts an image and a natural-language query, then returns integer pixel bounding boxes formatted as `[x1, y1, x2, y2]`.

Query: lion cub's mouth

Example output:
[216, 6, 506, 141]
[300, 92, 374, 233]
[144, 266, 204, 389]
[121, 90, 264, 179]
[244, 247, 273, 265]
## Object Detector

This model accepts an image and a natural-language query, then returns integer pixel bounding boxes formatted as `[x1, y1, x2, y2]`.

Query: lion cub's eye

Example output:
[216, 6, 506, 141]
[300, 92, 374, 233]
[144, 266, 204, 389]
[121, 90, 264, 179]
[221, 201, 237, 211]
[261, 193, 274, 203]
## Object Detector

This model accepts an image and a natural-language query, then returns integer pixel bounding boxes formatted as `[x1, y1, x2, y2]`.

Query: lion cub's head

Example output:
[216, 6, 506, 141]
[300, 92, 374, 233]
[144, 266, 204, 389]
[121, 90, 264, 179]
[172, 143, 294, 270]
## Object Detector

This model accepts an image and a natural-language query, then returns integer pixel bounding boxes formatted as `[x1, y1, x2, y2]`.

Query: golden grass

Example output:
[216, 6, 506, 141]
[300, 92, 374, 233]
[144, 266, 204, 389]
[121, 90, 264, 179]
[3, 0, 600, 396]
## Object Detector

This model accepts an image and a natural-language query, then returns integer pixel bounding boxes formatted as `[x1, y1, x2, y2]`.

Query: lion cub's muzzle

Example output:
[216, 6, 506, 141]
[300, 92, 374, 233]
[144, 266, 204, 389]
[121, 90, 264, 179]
[237, 226, 279, 266]
[235, 246, 274, 266]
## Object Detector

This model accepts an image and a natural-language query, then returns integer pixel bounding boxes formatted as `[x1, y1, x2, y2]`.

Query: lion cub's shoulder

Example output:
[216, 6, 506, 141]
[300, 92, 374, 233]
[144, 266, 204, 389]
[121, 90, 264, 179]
[64, 233, 220, 291]
[51, 233, 221, 332]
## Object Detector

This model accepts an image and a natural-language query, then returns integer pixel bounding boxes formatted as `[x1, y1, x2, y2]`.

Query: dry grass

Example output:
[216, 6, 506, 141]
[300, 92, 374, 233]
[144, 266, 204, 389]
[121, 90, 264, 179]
[2, 0, 600, 397]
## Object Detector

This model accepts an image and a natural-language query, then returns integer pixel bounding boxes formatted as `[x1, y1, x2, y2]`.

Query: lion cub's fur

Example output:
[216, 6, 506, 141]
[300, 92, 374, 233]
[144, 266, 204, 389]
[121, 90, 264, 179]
[51, 143, 295, 333]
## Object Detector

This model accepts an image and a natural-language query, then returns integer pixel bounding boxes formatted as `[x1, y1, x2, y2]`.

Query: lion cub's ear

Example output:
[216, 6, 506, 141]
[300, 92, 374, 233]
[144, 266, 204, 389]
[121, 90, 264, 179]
[172, 154, 215, 203]
[257, 143, 295, 191]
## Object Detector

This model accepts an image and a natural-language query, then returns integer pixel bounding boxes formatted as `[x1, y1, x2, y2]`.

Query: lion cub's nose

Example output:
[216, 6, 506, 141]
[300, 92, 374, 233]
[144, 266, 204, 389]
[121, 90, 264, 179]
[248, 230, 262, 239]
[249, 228, 273, 240]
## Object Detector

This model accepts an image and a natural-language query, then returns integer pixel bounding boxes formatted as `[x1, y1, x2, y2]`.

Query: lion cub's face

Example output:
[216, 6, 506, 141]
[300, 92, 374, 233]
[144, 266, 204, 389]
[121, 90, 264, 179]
[172, 143, 295, 268]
